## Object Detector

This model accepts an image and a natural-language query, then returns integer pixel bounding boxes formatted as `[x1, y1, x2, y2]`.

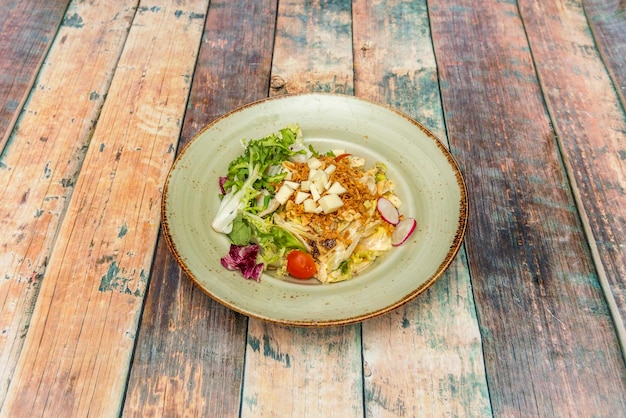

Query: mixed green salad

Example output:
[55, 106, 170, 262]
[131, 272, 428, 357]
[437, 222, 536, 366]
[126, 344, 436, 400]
[213, 125, 416, 283]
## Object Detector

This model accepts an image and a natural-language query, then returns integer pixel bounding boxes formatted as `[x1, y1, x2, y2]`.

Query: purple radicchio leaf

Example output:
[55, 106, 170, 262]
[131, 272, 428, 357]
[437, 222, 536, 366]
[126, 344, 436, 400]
[220, 244, 264, 281]
[218, 176, 228, 195]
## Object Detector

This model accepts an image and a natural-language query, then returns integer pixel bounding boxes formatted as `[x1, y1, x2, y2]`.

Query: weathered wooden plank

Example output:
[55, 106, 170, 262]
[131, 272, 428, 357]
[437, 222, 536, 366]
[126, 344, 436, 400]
[122, 1, 278, 416]
[429, 0, 626, 415]
[360, 255, 490, 417]
[121, 256, 249, 417]
[242, 323, 364, 417]
[0, 0, 71, 151]
[0, 0, 136, 407]
[269, 0, 354, 96]
[352, 1, 491, 415]
[519, 0, 626, 348]
[583, 0, 626, 106]
[1, 1, 208, 416]
[241, 1, 363, 417]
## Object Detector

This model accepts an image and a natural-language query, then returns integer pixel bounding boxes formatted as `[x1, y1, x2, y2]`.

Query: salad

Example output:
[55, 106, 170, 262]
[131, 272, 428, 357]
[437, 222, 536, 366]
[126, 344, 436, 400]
[212, 125, 416, 283]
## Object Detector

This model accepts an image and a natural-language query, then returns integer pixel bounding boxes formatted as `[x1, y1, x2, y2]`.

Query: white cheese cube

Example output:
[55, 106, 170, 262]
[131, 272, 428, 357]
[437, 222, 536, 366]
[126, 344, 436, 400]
[327, 181, 347, 195]
[275, 184, 295, 204]
[315, 179, 329, 193]
[318, 194, 344, 214]
[303, 199, 318, 213]
[300, 180, 311, 191]
[310, 183, 321, 202]
[310, 169, 326, 182]
[324, 164, 336, 176]
[311, 170, 329, 191]
[307, 157, 323, 169]
[283, 180, 300, 190]
[349, 156, 365, 168]
[294, 191, 310, 204]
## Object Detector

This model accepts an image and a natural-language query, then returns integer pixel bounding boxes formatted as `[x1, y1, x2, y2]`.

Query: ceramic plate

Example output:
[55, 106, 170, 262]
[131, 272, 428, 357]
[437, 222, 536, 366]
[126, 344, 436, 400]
[162, 93, 467, 326]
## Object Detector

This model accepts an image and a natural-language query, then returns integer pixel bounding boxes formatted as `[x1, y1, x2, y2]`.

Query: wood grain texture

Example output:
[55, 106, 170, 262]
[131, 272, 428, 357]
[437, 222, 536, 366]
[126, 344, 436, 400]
[519, 0, 626, 345]
[361, 254, 490, 417]
[352, 1, 491, 415]
[0, 0, 71, 151]
[1, 1, 207, 416]
[0, 0, 136, 408]
[122, 1, 278, 416]
[429, 0, 626, 415]
[269, 0, 354, 96]
[583, 0, 626, 105]
[242, 1, 363, 417]
[121, 255, 249, 417]
[242, 323, 364, 417]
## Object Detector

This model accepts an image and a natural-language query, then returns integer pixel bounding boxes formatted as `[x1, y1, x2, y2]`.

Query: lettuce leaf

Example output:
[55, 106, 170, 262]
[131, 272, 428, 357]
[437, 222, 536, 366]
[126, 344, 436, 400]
[213, 125, 305, 234]
[220, 244, 264, 281]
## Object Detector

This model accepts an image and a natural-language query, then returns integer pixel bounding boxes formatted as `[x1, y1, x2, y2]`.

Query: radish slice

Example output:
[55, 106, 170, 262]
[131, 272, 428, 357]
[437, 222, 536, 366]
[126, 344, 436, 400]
[377, 197, 399, 225]
[391, 218, 417, 246]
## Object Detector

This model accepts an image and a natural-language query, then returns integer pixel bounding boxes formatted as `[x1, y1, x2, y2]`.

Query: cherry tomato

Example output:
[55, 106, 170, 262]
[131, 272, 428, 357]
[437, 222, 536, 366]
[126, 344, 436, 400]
[334, 153, 351, 162]
[286, 250, 317, 279]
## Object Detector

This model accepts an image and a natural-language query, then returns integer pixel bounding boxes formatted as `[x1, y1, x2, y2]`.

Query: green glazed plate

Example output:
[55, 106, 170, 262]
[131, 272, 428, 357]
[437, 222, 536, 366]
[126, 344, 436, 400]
[162, 93, 467, 326]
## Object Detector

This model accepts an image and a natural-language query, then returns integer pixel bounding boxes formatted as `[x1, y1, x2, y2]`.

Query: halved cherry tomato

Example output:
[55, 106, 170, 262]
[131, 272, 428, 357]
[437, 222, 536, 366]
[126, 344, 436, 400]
[334, 153, 351, 162]
[286, 250, 317, 279]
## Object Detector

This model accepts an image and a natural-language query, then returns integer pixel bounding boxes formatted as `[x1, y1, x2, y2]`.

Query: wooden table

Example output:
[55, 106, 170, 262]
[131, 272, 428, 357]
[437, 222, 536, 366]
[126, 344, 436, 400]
[1, 0, 625, 416]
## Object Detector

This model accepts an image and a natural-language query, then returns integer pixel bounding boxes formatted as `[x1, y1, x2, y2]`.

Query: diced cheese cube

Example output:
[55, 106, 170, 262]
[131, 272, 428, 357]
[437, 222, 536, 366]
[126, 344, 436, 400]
[294, 191, 310, 204]
[300, 180, 311, 191]
[309, 168, 325, 183]
[310, 170, 329, 191]
[318, 194, 344, 214]
[307, 157, 323, 169]
[324, 164, 336, 176]
[327, 181, 347, 195]
[303, 199, 318, 213]
[315, 179, 328, 193]
[349, 156, 365, 168]
[310, 183, 321, 202]
[275, 184, 295, 204]
[283, 171, 293, 181]
[283, 180, 300, 190]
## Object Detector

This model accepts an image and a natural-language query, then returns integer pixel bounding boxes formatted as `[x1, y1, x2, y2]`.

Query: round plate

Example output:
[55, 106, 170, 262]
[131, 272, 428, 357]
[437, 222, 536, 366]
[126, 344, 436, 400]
[161, 93, 467, 326]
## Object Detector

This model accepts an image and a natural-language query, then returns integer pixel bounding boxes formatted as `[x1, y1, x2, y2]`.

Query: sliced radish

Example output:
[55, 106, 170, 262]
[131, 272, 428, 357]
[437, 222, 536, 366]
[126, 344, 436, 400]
[377, 197, 399, 225]
[391, 218, 417, 246]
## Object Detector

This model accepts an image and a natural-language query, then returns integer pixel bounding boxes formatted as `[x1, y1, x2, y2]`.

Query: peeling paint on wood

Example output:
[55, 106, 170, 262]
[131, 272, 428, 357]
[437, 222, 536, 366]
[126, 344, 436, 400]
[520, 0, 626, 345]
[429, 0, 626, 414]
[269, 0, 354, 96]
[353, 1, 491, 415]
[122, 1, 279, 416]
[241, 1, 363, 417]
[583, 0, 626, 104]
[242, 322, 363, 417]
[1, 0, 208, 416]
[0, 0, 71, 151]
[0, 0, 136, 407]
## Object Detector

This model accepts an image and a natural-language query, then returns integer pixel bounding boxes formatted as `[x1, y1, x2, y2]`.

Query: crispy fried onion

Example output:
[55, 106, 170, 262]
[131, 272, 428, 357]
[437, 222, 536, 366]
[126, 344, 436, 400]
[277, 156, 394, 261]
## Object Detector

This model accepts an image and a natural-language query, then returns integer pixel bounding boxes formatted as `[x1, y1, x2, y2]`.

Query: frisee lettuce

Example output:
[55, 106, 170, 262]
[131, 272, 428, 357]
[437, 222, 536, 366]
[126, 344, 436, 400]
[212, 125, 306, 234]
